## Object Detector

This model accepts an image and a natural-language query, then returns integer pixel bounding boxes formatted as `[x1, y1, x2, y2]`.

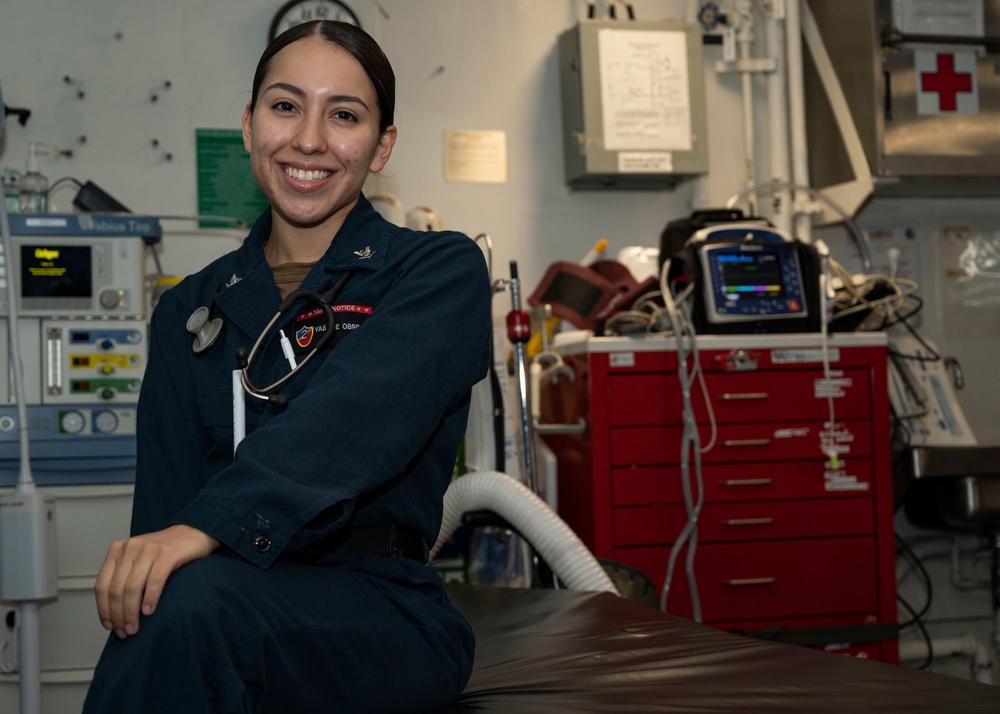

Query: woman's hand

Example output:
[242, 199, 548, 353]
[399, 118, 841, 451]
[94, 524, 220, 639]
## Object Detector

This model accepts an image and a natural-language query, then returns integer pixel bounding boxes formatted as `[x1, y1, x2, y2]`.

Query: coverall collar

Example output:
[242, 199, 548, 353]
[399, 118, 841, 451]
[212, 194, 389, 339]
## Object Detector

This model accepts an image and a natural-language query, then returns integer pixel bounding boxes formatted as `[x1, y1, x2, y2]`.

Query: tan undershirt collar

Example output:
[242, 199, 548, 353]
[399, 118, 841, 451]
[271, 261, 316, 300]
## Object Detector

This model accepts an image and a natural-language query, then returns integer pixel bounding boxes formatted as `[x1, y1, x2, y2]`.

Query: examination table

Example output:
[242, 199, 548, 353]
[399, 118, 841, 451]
[441, 585, 999, 712]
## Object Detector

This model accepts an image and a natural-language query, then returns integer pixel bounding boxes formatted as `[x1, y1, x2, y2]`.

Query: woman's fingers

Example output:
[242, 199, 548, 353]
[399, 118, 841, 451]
[93, 525, 220, 639]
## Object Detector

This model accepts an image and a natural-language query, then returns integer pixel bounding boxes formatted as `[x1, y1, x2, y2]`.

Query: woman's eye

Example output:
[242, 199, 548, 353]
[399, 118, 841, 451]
[333, 110, 357, 122]
[274, 101, 296, 112]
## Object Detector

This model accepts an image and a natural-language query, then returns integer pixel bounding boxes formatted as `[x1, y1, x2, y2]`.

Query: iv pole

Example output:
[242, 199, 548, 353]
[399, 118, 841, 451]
[0, 79, 59, 714]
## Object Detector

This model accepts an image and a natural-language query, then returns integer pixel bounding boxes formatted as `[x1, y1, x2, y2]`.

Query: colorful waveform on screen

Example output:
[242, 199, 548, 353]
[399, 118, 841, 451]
[725, 285, 781, 293]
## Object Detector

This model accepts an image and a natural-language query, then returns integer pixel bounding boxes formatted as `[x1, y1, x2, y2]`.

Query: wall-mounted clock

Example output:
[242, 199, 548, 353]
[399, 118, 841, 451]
[269, 0, 361, 41]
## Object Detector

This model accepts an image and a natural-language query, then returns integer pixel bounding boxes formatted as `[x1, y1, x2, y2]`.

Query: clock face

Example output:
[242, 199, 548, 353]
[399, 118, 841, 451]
[269, 0, 360, 41]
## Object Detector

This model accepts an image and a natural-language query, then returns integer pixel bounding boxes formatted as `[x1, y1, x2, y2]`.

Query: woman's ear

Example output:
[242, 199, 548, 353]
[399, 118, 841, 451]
[369, 125, 397, 173]
[242, 105, 254, 154]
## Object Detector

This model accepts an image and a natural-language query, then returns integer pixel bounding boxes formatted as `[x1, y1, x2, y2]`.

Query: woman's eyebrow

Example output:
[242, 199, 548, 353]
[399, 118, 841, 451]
[326, 94, 370, 111]
[263, 81, 306, 98]
[263, 83, 370, 111]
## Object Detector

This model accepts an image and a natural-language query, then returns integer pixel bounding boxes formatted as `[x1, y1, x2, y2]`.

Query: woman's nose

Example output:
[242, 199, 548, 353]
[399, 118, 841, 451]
[292, 115, 326, 153]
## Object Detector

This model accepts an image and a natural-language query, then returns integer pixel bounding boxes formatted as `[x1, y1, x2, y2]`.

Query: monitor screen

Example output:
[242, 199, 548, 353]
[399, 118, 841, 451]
[717, 251, 787, 303]
[20, 244, 93, 298]
[702, 243, 806, 323]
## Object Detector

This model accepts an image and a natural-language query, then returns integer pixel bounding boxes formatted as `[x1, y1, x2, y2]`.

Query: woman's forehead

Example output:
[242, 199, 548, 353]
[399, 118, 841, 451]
[264, 36, 374, 98]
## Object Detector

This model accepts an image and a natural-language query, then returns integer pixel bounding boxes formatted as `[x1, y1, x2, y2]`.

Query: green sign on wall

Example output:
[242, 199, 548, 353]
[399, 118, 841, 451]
[196, 129, 269, 228]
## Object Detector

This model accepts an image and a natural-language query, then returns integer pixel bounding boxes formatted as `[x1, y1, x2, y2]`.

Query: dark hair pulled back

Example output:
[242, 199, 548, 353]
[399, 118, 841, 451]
[250, 20, 395, 134]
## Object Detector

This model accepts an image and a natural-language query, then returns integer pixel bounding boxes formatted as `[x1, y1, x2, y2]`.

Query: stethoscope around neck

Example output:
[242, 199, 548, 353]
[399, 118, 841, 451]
[235, 269, 355, 409]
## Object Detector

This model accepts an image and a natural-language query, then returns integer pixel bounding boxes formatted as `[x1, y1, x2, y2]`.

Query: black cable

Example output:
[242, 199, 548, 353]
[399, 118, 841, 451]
[146, 243, 165, 277]
[889, 307, 941, 361]
[889, 401, 913, 472]
[488, 334, 505, 472]
[896, 533, 933, 626]
[897, 593, 934, 669]
[46, 176, 83, 195]
[880, 295, 925, 329]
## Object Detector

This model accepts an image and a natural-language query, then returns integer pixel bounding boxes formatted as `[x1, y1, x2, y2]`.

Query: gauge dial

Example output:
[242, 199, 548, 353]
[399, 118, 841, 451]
[60, 410, 85, 435]
[93, 410, 120, 435]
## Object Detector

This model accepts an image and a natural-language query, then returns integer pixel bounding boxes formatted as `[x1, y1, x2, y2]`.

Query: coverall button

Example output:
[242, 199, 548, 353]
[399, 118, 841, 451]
[251, 533, 271, 553]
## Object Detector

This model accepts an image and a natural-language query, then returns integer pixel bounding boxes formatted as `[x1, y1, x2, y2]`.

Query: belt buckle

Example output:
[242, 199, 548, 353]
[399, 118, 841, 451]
[387, 525, 402, 558]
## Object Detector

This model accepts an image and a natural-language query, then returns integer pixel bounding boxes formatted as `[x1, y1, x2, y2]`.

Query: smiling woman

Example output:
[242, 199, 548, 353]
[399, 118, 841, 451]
[82, 20, 491, 714]
[244, 27, 397, 263]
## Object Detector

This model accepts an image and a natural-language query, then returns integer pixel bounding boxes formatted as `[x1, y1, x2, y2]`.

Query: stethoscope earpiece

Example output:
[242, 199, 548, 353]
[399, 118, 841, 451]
[187, 305, 224, 355]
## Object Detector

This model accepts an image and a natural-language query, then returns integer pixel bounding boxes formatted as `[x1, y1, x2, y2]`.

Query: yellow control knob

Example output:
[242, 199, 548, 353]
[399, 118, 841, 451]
[99, 363, 115, 376]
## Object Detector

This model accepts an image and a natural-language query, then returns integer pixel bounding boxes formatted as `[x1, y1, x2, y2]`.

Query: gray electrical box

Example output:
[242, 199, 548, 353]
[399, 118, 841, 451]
[558, 19, 708, 190]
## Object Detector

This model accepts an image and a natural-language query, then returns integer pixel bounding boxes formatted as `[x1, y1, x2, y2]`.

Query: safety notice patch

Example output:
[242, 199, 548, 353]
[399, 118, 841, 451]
[291, 303, 372, 353]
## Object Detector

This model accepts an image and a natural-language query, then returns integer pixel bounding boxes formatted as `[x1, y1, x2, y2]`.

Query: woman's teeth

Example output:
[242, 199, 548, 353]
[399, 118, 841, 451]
[285, 167, 332, 181]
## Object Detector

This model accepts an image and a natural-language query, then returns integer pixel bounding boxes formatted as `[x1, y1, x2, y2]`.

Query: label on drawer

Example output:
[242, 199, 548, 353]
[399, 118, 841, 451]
[815, 375, 852, 398]
[774, 427, 810, 439]
[771, 348, 840, 364]
[609, 352, 635, 368]
[820, 423, 855, 454]
[824, 464, 870, 492]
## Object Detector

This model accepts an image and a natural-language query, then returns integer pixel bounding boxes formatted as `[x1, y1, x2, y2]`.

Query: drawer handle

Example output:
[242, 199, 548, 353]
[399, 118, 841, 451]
[722, 439, 771, 447]
[720, 392, 769, 401]
[723, 517, 775, 526]
[724, 577, 777, 586]
[721, 478, 773, 487]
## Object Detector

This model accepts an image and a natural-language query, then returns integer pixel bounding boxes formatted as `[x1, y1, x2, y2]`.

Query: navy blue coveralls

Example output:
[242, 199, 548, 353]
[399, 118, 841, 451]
[83, 195, 492, 713]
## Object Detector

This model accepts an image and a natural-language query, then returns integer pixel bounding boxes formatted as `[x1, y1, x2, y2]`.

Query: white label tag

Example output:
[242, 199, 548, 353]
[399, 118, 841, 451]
[609, 353, 635, 368]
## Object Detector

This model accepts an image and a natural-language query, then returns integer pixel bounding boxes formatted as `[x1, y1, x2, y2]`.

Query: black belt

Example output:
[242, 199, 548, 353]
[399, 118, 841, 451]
[344, 524, 425, 562]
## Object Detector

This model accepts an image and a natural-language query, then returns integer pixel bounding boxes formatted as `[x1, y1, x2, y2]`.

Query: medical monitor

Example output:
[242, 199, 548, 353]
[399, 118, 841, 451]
[684, 224, 820, 334]
[700, 242, 807, 324]
[20, 244, 93, 300]
[1, 214, 157, 316]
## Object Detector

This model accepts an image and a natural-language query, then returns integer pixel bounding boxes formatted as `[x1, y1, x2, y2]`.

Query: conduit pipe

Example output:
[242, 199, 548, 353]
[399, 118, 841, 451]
[431, 470, 618, 594]
[898, 635, 995, 685]
[785, 0, 812, 243]
[735, 0, 757, 194]
[765, 2, 792, 235]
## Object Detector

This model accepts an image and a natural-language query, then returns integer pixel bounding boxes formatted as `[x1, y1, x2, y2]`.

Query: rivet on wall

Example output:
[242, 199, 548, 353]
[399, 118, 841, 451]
[63, 75, 85, 100]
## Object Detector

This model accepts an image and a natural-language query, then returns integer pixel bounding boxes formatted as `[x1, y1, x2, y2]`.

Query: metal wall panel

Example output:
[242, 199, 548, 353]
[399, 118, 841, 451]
[805, 0, 1000, 193]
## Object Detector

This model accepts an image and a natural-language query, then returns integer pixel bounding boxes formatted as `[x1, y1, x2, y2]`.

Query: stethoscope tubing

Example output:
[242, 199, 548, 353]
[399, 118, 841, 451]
[240, 290, 335, 400]
[239, 271, 354, 404]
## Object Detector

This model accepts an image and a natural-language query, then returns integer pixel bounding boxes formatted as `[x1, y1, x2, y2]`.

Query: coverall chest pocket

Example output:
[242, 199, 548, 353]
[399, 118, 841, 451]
[196, 387, 259, 462]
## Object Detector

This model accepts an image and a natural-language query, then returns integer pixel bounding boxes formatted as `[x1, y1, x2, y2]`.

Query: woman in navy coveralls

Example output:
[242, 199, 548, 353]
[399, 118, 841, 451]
[83, 20, 491, 713]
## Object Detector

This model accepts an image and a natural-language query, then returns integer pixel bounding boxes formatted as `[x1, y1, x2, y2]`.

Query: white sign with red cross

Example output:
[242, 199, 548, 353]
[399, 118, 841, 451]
[914, 48, 979, 115]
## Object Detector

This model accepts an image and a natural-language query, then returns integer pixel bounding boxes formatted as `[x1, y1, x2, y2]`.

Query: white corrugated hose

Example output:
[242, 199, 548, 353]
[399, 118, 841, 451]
[432, 470, 618, 594]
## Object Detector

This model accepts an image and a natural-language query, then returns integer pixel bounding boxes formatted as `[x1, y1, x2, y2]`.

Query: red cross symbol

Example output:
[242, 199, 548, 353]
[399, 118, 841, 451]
[921, 53, 973, 112]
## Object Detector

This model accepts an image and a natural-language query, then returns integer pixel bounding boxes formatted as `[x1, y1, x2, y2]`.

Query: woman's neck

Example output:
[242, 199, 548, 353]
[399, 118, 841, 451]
[265, 213, 347, 265]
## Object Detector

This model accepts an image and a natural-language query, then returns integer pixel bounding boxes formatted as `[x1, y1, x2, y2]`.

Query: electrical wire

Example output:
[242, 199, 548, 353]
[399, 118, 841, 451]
[897, 594, 934, 670]
[658, 258, 705, 620]
[827, 256, 920, 322]
[724, 180, 874, 274]
[895, 533, 933, 627]
[146, 242, 165, 277]
[889, 311, 941, 361]
[815, 245, 839, 470]
[45, 175, 83, 195]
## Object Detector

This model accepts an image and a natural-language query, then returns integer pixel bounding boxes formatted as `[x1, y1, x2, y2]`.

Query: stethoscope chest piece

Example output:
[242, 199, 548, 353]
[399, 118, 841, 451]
[187, 306, 224, 354]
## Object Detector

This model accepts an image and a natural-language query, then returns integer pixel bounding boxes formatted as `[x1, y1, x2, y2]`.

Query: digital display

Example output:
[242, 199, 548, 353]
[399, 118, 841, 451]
[20, 245, 93, 298]
[716, 252, 786, 303]
[701, 243, 807, 324]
